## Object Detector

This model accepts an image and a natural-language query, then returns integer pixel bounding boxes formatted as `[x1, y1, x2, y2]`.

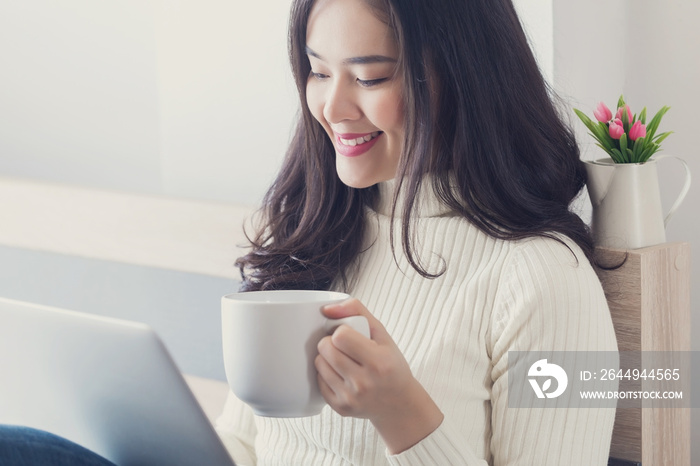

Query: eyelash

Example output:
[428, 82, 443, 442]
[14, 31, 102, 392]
[310, 71, 329, 81]
[309, 71, 388, 88]
[358, 78, 388, 88]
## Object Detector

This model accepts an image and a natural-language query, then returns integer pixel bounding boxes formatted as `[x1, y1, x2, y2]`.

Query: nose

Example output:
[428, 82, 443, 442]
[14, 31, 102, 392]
[323, 80, 362, 125]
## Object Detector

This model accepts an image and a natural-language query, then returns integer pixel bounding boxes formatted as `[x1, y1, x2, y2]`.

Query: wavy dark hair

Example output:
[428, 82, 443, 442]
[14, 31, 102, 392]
[236, 0, 597, 292]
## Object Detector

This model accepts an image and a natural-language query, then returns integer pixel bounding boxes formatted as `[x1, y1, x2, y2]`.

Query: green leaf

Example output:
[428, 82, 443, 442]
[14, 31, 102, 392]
[639, 107, 647, 124]
[592, 132, 613, 151]
[598, 122, 619, 148]
[574, 108, 599, 133]
[645, 106, 670, 142]
[589, 122, 605, 141]
[611, 148, 624, 163]
[619, 133, 629, 162]
[621, 106, 630, 129]
[595, 143, 613, 157]
[575, 109, 607, 143]
[574, 108, 593, 126]
[639, 143, 659, 163]
[586, 132, 605, 149]
[596, 122, 616, 149]
[575, 109, 621, 153]
[653, 131, 673, 145]
[617, 95, 626, 109]
[632, 137, 645, 162]
[627, 137, 636, 161]
[574, 105, 614, 150]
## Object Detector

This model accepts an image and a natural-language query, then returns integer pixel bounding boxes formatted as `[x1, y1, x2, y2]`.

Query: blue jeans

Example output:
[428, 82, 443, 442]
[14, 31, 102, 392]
[0, 425, 117, 466]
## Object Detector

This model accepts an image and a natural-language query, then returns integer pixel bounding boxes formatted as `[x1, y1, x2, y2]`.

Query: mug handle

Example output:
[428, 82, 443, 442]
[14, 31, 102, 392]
[652, 154, 692, 227]
[324, 315, 370, 339]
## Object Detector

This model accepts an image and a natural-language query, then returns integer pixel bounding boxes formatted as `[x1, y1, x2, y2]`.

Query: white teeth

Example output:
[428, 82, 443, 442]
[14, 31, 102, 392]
[339, 131, 381, 146]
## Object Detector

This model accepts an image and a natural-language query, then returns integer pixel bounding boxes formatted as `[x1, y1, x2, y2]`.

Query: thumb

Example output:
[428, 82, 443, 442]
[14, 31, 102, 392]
[323, 298, 392, 344]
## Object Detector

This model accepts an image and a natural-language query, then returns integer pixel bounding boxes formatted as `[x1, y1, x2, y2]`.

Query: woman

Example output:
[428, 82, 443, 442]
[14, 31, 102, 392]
[0, 0, 615, 464]
[216, 0, 617, 464]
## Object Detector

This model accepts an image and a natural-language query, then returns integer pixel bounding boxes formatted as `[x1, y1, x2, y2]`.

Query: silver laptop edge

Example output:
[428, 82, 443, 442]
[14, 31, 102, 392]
[0, 297, 235, 466]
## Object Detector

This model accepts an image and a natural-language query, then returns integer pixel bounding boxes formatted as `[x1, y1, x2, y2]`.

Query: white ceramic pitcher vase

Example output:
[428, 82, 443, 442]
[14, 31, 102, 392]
[584, 155, 691, 249]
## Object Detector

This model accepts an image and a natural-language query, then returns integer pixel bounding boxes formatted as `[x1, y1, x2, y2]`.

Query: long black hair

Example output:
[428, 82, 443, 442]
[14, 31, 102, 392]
[236, 0, 595, 291]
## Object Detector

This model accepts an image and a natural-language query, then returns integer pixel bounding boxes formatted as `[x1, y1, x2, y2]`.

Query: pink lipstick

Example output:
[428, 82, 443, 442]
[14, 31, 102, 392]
[334, 131, 382, 157]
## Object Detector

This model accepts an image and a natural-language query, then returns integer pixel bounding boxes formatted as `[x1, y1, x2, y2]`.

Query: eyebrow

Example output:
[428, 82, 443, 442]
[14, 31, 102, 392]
[305, 46, 397, 65]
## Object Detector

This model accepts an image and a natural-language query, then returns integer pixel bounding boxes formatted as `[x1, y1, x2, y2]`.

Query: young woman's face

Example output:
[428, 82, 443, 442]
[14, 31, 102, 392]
[305, 0, 404, 189]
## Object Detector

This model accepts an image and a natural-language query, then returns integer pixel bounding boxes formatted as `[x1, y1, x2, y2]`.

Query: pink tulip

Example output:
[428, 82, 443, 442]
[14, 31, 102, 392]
[629, 120, 647, 141]
[616, 104, 633, 124]
[593, 102, 613, 122]
[609, 119, 624, 139]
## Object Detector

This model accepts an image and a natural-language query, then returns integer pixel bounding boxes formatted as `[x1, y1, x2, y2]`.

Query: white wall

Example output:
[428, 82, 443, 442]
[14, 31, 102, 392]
[625, 2, 700, 458]
[552, 1, 628, 158]
[0, 0, 693, 355]
[0, 0, 557, 405]
[554, 0, 698, 340]
[513, 0, 553, 85]
[623, 1, 699, 263]
[0, 1, 162, 192]
[554, 0, 700, 460]
[0, 0, 554, 207]
[0, 0, 297, 206]
[152, 0, 296, 204]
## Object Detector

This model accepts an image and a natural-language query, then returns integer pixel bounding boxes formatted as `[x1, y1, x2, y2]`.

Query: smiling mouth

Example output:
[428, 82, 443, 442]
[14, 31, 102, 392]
[338, 131, 382, 147]
[334, 131, 383, 158]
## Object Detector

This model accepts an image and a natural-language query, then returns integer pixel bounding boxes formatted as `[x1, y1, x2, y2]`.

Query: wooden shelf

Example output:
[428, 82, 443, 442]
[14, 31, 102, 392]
[596, 242, 691, 465]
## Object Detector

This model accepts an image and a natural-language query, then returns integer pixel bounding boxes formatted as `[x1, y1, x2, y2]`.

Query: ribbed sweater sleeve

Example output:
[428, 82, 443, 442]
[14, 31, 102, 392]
[486, 240, 618, 465]
[385, 238, 617, 465]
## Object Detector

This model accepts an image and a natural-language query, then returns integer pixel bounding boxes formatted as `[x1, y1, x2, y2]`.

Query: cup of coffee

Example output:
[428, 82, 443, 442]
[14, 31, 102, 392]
[221, 290, 370, 417]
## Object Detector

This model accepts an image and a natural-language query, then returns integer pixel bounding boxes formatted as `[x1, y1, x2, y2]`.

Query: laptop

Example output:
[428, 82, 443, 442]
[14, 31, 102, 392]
[0, 297, 236, 466]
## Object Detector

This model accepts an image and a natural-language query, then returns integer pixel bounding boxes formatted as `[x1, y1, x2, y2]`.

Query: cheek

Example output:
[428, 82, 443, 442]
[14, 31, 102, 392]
[368, 90, 404, 134]
[305, 82, 326, 126]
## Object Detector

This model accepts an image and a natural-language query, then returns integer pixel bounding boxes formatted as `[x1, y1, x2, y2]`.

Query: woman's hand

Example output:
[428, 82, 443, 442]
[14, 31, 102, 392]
[315, 298, 444, 454]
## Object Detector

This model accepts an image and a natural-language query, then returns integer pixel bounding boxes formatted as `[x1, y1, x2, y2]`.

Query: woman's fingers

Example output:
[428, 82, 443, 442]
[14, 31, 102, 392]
[317, 334, 360, 377]
[329, 324, 375, 363]
[323, 298, 392, 345]
[314, 349, 343, 393]
[316, 336, 365, 414]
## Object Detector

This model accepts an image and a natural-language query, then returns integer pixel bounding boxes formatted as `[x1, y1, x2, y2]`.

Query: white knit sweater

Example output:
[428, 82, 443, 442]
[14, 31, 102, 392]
[216, 180, 618, 465]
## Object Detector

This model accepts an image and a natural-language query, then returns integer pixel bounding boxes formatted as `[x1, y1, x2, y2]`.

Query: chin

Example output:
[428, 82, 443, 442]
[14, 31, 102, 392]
[335, 157, 396, 189]
[336, 172, 375, 189]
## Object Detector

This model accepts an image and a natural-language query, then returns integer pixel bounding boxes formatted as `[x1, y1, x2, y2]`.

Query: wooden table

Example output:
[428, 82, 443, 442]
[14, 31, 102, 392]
[596, 242, 691, 465]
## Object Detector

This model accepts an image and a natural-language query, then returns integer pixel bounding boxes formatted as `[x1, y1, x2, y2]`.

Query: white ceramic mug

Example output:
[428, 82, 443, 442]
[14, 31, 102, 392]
[221, 290, 370, 417]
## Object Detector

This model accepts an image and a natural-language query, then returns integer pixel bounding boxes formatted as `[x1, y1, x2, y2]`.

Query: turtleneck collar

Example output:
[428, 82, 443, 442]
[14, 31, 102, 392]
[373, 175, 456, 219]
